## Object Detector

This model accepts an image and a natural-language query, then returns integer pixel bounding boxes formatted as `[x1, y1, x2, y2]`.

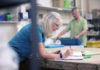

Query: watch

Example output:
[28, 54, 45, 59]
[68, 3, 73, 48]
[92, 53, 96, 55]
[59, 52, 63, 58]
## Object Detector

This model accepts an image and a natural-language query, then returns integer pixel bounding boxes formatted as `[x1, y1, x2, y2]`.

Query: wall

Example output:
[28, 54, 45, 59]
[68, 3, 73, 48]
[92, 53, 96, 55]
[76, 0, 100, 16]
[76, 0, 88, 16]
[90, 0, 100, 12]
[37, 0, 52, 7]
[37, 0, 100, 16]
[0, 24, 17, 45]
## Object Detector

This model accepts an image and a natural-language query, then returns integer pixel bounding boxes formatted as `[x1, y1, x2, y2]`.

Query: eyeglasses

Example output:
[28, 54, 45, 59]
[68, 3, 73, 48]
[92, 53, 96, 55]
[54, 23, 59, 28]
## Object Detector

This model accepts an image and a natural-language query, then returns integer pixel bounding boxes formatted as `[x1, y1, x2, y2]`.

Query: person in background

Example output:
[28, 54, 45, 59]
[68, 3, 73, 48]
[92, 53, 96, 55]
[8, 12, 73, 64]
[57, 8, 88, 46]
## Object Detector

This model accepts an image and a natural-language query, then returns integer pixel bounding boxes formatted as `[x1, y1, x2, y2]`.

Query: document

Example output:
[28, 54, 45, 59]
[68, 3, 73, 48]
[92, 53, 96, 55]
[55, 51, 83, 60]
[48, 50, 84, 60]
[62, 51, 83, 60]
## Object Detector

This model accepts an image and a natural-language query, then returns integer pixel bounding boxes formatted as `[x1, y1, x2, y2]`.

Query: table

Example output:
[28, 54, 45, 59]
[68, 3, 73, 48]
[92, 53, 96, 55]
[40, 46, 100, 70]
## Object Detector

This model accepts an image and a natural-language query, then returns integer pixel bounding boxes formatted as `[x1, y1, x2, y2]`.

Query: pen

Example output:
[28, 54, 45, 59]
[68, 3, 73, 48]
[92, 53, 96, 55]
[84, 56, 91, 59]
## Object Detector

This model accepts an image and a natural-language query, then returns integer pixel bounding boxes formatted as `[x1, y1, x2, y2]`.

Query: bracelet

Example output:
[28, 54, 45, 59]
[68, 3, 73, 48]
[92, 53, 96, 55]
[59, 52, 63, 58]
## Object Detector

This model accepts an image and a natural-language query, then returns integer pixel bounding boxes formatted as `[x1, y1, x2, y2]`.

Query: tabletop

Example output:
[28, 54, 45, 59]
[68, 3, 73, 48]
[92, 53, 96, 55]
[40, 46, 100, 70]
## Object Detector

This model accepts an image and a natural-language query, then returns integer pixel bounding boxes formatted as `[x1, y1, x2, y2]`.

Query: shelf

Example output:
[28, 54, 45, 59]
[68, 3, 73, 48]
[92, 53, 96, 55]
[38, 6, 72, 12]
[87, 35, 100, 40]
[87, 33, 99, 36]
[88, 34, 100, 36]
[0, 21, 19, 24]
[87, 31, 99, 35]
[88, 27, 100, 31]
[88, 26, 100, 28]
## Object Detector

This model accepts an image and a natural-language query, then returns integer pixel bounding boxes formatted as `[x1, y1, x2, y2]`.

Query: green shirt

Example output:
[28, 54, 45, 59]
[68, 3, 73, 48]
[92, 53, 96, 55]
[65, 17, 88, 46]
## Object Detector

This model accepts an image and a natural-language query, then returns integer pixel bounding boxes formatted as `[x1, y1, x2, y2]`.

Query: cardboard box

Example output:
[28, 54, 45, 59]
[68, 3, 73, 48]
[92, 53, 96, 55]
[53, 0, 64, 8]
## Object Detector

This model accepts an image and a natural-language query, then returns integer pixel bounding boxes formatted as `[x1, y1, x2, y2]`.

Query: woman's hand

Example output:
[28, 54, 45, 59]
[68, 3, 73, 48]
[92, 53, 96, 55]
[63, 49, 73, 58]
[57, 34, 62, 39]
[57, 30, 66, 39]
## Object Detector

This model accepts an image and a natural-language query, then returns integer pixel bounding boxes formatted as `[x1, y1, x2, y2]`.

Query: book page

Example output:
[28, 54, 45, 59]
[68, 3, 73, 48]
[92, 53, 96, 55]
[55, 51, 83, 60]
[62, 51, 83, 60]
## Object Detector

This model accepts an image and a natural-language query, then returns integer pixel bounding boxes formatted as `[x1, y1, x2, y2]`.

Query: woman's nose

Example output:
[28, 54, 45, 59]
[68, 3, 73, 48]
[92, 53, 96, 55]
[56, 27, 59, 30]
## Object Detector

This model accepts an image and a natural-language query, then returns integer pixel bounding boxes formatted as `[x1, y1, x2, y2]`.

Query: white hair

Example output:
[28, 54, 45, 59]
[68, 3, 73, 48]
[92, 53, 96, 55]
[41, 12, 62, 38]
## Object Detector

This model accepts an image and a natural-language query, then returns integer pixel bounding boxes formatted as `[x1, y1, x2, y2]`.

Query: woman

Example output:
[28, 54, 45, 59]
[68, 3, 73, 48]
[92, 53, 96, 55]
[8, 12, 73, 62]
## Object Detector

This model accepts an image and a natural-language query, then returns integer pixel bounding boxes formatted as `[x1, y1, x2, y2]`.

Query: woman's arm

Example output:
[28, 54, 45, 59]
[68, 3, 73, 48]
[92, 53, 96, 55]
[57, 30, 66, 39]
[38, 43, 73, 59]
[38, 43, 60, 59]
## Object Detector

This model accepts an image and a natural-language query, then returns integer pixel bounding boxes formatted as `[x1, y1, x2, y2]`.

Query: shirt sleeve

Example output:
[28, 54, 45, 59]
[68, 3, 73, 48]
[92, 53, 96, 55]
[38, 25, 45, 43]
[65, 22, 71, 31]
[83, 19, 88, 30]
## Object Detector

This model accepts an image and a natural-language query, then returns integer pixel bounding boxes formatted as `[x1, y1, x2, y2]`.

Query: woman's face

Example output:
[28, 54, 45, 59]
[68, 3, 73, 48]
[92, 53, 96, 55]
[52, 19, 61, 31]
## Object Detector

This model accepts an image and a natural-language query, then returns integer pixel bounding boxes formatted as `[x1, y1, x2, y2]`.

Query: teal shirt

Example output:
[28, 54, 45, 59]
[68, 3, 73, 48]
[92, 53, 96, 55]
[66, 17, 88, 46]
[8, 24, 45, 61]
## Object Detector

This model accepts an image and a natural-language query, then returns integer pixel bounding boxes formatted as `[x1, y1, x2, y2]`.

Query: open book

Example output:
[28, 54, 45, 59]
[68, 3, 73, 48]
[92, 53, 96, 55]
[55, 51, 83, 60]
[62, 51, 83, 60]
[48, 50, 83, 60]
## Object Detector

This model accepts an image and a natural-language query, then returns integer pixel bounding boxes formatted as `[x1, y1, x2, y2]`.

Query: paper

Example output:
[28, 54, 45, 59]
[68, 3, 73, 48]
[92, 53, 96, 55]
[48, 50, 84, 60]
[62, 56, 83, 60]
[71, 51, 83, 56]
[62, 51, 83, 60]
[55, 51, 83, 60]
